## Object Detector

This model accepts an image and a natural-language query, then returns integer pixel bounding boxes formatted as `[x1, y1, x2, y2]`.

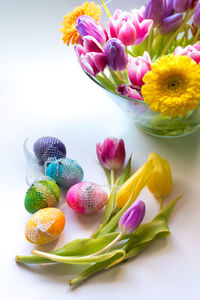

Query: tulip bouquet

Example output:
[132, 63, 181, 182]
[59, 0, 200, 137]
[16, 137, 182, 287]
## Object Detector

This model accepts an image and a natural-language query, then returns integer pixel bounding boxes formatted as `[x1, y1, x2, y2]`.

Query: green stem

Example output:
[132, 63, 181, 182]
[100, 0, 111, 18]
[101, 72, 116, 89]
[192, 28, 200, 44]
[90, 232, 123, 256]
[161, 8, 196, 56]
[147, 27, 153, 57]
[110, 169, 115, 190]
[31, 249, 125, 265]
[109, 68, 125, 86]
[118, 71, 126, 81]
[126, 48, 136, 57]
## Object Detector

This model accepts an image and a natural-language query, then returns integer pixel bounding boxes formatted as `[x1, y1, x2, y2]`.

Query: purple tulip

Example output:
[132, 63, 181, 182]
[173, 0, 193, 12]
[109, 8, 153, 46]
[194, 1, 200, 27]
[165, 0, 175, 17]
[75, 36, 106, 77]
[127, 51, 152, 87]
[159, 13, 183, 34]
[96, 137, 126, 170]
[104, 38, 128, 71]
[144, 0, 166, 25]
[76, 15, 108, 47]
[119, 201, 146, 235]
[117, 84, 143, 101]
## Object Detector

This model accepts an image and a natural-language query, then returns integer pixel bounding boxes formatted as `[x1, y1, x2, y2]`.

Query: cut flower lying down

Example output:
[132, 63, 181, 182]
[16, 152, 182, 287]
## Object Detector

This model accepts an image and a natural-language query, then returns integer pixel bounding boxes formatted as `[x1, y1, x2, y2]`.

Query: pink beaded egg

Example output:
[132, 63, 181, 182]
[66, 182, 108, 215]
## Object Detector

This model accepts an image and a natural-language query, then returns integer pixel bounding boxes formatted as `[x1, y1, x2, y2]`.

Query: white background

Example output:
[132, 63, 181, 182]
[1, 0, 200, 299]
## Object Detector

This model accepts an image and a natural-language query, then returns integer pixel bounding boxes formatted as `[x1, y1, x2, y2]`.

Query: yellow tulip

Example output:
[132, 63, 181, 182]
[147, 153, 172, 206]
[115, 159, 154, 208]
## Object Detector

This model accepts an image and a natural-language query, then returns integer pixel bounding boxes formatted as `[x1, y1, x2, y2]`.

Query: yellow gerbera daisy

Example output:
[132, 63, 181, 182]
[60, 2, 102, 46]
[142, 55, 200, 117]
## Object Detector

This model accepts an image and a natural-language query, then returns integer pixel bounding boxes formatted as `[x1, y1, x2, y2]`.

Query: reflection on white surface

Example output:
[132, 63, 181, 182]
[1, 0, 200, 299]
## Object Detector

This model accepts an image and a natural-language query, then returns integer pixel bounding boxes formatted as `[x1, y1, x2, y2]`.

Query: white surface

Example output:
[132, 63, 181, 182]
[1, 0, 200, 299]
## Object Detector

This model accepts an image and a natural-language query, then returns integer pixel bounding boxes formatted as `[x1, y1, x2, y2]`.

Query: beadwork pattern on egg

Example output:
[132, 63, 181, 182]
[33, 136, 66, 165]
[46, 158, 84, 190]
[24, 180, 60, 214]
[66, 182, 108, 214]
[25, 208, 65, 245]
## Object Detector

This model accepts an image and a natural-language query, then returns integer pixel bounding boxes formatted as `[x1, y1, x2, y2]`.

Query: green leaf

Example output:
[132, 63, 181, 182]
[103, 178, 120, 223]
[97, 162, 111, 187]
[96, 75, 116, 93]
[96, 185, 136, 237]
[70, 195, 181, 286]
[32, 249, 126, 265]
[69, 254, 123, 286]
[153, 194, 182, 223]
[92, 156, 132, 238]
[16, 232, 119, 264]
[109, 69, 125, 86]
[103, 155, 132, 223]
[118, 155, 132, 186]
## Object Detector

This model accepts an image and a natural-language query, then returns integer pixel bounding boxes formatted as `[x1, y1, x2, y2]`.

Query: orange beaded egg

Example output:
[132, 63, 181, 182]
[25, 208, 65, 245]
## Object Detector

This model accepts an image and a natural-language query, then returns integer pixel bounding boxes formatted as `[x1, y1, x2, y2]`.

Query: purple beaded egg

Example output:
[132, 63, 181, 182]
[33, 136, 66, 165]
[66, 182, 108, 215]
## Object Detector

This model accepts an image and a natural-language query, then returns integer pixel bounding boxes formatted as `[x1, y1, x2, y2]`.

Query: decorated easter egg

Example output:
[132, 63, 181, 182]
[33, 136, 66, 165]
[25, 207, 65, 245]
[46, 158, 84, 190]
[24, 180, 60, 214]
[66, 182, 108, 214]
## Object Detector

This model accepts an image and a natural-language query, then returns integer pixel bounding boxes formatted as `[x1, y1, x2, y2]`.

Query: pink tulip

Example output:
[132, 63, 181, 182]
[109, 8, 153, 46]
[174, 44, 200, 64]
[127, 51, 152, 87]
[116, 84, 143, 101]
[96, 137, 126, 170]
[75, 36, 107, 76]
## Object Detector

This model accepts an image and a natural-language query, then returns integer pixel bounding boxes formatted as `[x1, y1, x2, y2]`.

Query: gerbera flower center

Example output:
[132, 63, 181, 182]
[167, 77, 181, 90]
[165, 75, 186, 93]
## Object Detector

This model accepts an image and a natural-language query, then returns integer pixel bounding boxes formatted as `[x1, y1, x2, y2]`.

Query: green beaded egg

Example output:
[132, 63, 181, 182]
[24, 180, 60, 213]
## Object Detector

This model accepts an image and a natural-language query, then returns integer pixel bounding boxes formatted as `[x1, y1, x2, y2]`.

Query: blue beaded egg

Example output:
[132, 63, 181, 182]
[46, 158, 84, 189]
[33, 136, 66, 165]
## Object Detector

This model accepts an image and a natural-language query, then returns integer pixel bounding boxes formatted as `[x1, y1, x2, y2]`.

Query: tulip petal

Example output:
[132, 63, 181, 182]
[83, 36, 104, 53]
[135, 19, 153, 45]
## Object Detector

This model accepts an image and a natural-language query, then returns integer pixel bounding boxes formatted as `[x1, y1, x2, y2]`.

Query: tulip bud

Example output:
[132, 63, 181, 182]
[116, 84, 143, 101]
[165, 0, 174, 17]
[119, 201, 146, 234]
[147, 153, 172, 199]
[127, 51, 152, 87]
[144, 0, 166, 25]
[115, 159, 154, 208]
[173, 0, 193, 12]
[159, 13, 183, 35]
[76, 15, 107, 47]
[193, 1, 200, 27]
[104, 38, 128, 71]
[109, 8, 153, 46]
[174, 44, 200, 64]
[75, 44, 106, 77]
[96, 137, 126, 170]
[75, 36, 107, 77]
